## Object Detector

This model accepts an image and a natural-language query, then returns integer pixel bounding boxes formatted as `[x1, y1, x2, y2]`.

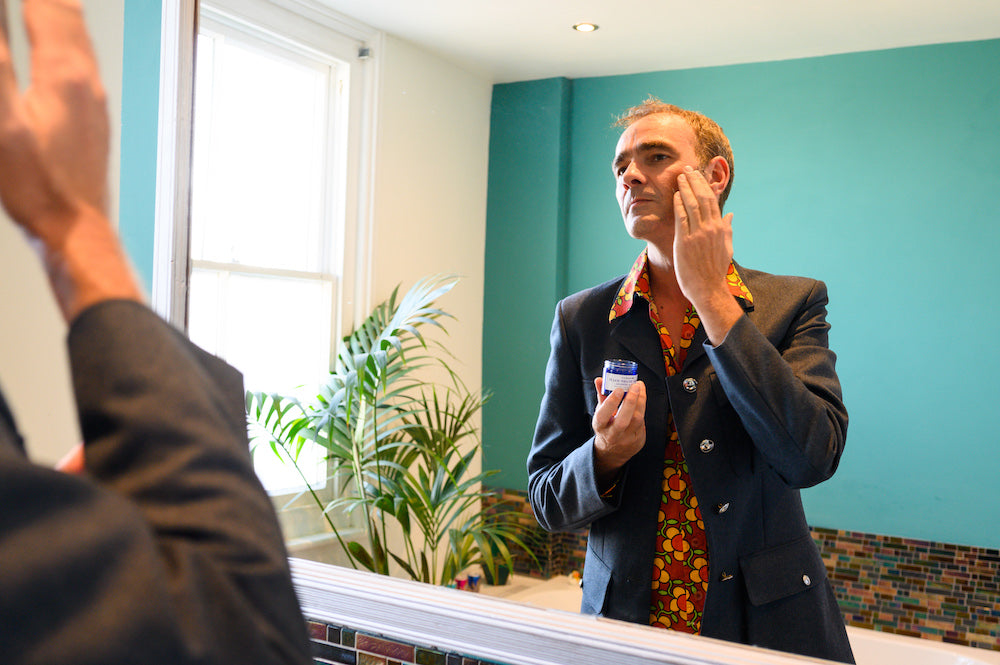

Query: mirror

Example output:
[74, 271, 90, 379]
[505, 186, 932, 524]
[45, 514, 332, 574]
[188, 0, 1000, 635]
[2, 0, 991, 656]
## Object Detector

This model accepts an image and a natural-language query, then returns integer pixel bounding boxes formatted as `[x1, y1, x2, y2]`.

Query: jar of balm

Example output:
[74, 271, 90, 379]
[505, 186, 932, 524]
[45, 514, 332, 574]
[602, 359, 638, 395]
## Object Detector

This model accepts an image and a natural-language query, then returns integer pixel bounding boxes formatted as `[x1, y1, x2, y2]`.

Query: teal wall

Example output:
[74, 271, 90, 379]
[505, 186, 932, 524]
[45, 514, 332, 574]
[482, 78, 572, 489]
[119, 0, 162, 291]
[482, 39, 1000, 549]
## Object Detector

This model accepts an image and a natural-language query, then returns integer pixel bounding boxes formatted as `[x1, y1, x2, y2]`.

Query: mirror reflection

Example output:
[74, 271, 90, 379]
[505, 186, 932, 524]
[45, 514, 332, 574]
[1, 0, 992, 661]
[184, 0, 999, 657]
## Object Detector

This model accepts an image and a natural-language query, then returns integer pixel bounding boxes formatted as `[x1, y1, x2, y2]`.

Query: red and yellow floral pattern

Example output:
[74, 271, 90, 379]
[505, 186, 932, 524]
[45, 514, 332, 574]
[609, 250, 752, 635]
[649, 417, 708, 632]
[611, 252, 752, 324]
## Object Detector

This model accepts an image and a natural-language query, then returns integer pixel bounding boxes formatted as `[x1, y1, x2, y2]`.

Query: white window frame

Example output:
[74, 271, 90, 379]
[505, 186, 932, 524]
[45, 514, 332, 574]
[153, 0, 380, 343]
[152, 0, 380, 509]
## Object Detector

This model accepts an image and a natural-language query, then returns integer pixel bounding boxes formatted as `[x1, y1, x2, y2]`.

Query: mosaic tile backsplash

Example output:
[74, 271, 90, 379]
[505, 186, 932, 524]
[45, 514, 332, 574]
[307, 619, 499, 665]
[484, 487, 1000, 652]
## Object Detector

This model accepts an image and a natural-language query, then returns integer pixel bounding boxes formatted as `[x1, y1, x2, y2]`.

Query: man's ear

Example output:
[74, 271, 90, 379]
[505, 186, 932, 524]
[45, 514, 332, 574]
[703, 156, 730, 199]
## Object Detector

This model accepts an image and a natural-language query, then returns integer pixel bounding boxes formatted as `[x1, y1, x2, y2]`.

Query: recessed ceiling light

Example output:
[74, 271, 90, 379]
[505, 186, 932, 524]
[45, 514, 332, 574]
[572, 22, 599, 33]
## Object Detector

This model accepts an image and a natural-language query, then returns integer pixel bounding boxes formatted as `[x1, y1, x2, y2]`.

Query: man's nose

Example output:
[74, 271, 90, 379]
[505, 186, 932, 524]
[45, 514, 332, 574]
[620, 161, 644, 186]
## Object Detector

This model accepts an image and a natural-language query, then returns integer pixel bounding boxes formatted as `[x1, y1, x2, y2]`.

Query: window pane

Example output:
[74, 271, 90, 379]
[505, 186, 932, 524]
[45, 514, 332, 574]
[189, 269, 332, 393]
[187, 269, 223, 359]
[190, 31, 332, 273]
[185, 13, 360, 499]
[188, 268, 332, 493]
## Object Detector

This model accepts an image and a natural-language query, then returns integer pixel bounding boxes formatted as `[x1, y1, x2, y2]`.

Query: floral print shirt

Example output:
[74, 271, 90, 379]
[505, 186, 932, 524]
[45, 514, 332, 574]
[609, 249, 752, 633]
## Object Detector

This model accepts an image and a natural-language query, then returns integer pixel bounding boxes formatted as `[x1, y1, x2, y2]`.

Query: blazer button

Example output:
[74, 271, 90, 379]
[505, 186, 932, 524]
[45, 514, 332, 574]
[682, 377, 698, 393]
[699, 439, 715, 453]
[802, 574, 812, 586]
[715, 501, 731, 514]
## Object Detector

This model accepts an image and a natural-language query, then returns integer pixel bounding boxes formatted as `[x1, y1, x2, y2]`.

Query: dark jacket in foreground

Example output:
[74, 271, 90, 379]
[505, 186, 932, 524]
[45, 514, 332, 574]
[527, 267, 854, 663]
[0, 301, 311, 665]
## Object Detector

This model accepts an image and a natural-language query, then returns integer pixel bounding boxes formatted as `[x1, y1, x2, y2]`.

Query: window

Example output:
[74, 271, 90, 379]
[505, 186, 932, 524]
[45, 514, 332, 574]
[154, 0, 377, 495]
[189, 18, 342, 492]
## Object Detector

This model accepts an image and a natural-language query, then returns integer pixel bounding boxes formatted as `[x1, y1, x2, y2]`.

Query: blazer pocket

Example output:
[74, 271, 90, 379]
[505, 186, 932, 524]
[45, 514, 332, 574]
[739, 536, 827, 606]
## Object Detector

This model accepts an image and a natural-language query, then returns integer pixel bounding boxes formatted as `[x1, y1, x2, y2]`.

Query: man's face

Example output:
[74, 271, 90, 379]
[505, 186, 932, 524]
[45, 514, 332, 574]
[612, 114, 702, 245]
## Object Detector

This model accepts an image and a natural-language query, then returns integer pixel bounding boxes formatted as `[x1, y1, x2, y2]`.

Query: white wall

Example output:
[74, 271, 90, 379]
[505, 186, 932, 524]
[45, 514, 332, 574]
[370, 34, 491, 418]
[357, 32, 492, 575]
[0, 0, 124, 464]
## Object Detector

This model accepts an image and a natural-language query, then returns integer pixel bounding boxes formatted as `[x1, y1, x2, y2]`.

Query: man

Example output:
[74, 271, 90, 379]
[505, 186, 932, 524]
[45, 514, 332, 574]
[527, 98, 854, 663]
[0, 1, 311, 663]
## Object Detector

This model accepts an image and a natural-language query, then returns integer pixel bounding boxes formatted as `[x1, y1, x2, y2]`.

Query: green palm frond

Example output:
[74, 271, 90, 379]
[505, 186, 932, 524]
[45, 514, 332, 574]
[246, 274, 538, 585]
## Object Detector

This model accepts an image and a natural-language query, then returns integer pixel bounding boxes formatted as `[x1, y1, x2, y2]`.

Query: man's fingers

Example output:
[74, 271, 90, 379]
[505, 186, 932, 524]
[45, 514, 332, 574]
[677, 171, 709, 230]
[593, 381, 646, 469]
[631, 380, 646, 419]
[0, 12, 19, 118]
[673, 190, 689, 235]
[613, 387, 636, 423]
[677, 167, 724, 234]
[0, 0, 9, 43]
[594, 377, 607, 405]
[676, 173, 698, 232]
[594, 386, 623, 427]
[24, 0, 99, 83]
[614, 381, 645, 419]
[600, 383, 644, 429]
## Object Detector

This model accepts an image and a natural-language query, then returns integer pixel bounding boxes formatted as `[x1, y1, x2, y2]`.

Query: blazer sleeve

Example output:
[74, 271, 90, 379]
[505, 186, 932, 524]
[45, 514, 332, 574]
[527, 298, 620, 532]
[706, 278, 848, 488]
[0, 300, 311, 665]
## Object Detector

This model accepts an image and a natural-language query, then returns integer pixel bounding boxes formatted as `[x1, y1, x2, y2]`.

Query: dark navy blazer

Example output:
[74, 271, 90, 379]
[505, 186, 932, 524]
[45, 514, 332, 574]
[528, 266, 855, 663]
[0, 301, 310, 665]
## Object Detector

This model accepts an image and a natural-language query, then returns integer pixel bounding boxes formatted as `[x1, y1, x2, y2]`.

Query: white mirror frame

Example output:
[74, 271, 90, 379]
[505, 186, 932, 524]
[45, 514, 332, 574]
[292, 559, 835, 665]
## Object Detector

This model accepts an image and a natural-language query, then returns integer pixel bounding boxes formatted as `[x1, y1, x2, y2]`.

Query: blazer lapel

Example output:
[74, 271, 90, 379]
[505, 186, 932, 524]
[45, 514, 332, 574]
[609, 290, 755, 376]
[609, 301, 666, 383]
[683, 325, 710, 369]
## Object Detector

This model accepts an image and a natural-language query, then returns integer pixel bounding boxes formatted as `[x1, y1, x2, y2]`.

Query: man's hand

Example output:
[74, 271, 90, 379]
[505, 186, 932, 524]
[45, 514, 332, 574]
[672, 165, 743, 345]
[592, 378, 646, 489]
[55, 442, 85, 474]
[0, 0, 141, 321]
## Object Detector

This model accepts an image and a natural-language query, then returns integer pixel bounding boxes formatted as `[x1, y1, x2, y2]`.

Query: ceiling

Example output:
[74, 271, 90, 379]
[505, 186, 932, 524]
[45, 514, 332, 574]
[317, 0, 1000, 83]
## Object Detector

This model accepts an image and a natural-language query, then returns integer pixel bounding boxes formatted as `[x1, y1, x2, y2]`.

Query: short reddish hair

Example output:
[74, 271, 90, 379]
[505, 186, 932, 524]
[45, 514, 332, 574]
[615, 97, 734, 209]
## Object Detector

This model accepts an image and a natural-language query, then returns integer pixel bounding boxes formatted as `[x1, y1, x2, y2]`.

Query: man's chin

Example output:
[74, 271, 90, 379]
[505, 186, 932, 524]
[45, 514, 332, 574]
[625, 215, 674, 241]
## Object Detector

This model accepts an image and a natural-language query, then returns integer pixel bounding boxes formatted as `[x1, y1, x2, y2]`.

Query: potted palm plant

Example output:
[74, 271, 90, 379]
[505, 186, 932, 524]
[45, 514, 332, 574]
[246, 274, 534, 585]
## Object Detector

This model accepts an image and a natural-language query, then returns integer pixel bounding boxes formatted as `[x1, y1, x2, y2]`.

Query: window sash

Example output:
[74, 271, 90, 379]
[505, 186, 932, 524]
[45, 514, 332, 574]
[157, 0, 379, 500]
[152, 0, 378, 338]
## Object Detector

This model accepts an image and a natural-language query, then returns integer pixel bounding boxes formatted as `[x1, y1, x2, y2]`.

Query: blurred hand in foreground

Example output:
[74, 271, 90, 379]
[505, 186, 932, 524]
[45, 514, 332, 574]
[0, 0, 141, 322]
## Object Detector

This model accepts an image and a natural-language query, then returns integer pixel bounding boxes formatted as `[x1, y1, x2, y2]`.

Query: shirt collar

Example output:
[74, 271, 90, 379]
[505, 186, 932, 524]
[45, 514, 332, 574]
[609, 249, 754, 322]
